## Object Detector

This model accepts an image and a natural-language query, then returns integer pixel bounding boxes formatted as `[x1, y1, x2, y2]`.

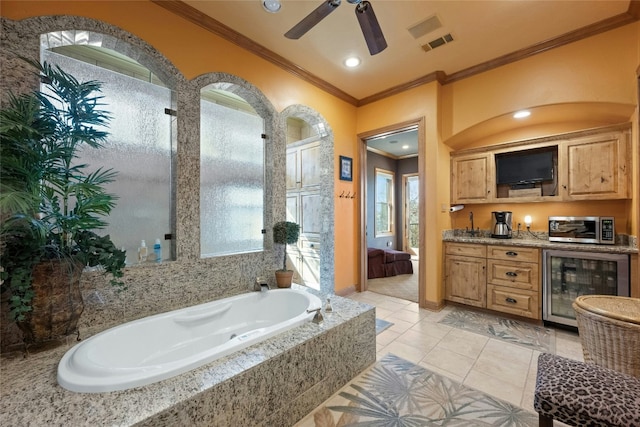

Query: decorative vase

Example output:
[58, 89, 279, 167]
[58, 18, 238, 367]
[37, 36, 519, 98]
[17, 258, 85, 345]
[275, 270, 294, 288]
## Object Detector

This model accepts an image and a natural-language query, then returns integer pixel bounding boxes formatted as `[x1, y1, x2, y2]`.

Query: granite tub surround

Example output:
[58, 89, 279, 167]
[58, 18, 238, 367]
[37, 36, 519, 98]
[0, 291, 376, 426]
[1, 15, 338, 350]
[442, 229, 638, 254]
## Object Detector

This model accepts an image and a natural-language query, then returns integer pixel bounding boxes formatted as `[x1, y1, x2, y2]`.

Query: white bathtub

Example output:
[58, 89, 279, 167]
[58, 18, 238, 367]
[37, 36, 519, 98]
[58, 288, 322, 393]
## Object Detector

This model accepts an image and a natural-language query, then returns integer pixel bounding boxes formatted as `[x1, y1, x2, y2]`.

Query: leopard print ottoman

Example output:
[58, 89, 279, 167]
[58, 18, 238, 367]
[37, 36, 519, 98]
[534, 353, 640, 427]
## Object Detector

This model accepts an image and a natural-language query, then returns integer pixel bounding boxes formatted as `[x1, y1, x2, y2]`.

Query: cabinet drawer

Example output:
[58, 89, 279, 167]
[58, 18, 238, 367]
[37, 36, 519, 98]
[487, 259, 539, 291]
[445, 243, 486, 258]
[487, 285, 539, 319]
[487, 245, 539, 263]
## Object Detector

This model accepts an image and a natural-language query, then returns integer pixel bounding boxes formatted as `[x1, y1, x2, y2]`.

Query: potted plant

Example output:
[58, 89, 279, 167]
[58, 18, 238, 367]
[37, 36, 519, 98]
[0, 60, 126, 345]
[272, 220, 300, 288]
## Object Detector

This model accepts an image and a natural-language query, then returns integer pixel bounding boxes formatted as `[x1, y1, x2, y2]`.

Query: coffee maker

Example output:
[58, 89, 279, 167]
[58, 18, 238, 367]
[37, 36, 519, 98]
[491, 211, 513, 239]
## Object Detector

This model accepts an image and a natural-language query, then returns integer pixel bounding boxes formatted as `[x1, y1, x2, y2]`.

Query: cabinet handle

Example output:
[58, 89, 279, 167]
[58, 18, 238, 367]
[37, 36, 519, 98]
[506, 271, 518, 277]
[505, 297, 517, 304]
[506, 251, 518, 257]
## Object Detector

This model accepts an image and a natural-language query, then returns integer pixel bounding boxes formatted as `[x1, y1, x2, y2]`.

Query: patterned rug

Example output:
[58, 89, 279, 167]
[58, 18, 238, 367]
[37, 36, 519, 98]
[439, 308, 555, 353]
[375, 318, 394, 335]
[304, 353, 537, 426]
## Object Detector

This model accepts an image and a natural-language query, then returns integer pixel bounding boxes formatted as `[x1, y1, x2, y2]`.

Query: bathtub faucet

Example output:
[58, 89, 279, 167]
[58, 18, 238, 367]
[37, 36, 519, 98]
[307, 307, 324, 324]
[254, 277, 269, 292]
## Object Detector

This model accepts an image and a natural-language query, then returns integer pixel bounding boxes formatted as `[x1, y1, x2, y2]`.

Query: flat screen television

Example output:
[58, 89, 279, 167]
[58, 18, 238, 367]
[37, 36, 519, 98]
[496, 150, 554, 186]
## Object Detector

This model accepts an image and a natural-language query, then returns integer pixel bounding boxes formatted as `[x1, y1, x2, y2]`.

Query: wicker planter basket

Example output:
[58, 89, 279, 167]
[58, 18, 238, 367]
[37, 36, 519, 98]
[573, 295, 640, 378]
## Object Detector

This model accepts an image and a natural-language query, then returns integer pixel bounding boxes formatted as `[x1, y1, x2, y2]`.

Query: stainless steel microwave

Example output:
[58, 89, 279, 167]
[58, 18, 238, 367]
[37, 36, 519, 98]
[548, 216, 615, 245]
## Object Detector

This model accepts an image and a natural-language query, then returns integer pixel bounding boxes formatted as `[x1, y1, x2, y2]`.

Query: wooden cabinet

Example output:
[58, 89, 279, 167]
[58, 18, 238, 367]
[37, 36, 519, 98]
[444, 243, 487, 308]
[560, 130, 631, 200]
[449, 124, 631, 204]
[287, 141, 322, 286]
[486, 245, 541, 319]
[444, 243, 542, 319]
[450, 153, 493, 204]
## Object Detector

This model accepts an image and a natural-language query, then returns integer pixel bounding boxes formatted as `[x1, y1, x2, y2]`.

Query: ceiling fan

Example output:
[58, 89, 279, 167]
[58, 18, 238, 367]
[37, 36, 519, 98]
[285, 0, 387, 56]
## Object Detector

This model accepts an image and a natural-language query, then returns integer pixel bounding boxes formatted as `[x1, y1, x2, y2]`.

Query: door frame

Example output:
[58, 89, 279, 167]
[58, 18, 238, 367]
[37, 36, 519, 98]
[358, 117, 425, 306]
[402, 173, 419, 256]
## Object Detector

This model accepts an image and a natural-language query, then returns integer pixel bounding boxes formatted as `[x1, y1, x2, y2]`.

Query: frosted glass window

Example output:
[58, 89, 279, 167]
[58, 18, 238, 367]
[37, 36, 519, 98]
[41, 50, 174, 265]
[200, 96, 264, 257]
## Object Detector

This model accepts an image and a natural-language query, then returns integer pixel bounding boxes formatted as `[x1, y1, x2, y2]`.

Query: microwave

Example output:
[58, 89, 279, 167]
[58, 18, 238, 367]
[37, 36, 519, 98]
[548, 216, 615, 245]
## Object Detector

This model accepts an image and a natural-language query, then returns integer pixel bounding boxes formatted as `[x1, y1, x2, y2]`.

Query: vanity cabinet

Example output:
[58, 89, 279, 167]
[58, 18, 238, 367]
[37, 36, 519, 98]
[444, 243, 487, 308]
[560, 130, 631, 200]
[450, 153, 493, 204]
[486, 246, 541, 320]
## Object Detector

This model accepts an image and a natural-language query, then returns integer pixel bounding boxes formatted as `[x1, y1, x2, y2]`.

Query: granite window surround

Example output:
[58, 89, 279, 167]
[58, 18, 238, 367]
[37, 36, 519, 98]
[0, 17, 335, 348]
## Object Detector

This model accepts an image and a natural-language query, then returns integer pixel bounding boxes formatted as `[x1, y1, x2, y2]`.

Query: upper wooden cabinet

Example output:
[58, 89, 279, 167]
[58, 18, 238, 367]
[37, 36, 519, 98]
[451, 153, 493, 203]
[450, 124, 631, 204]
[560, 130, 631, 200]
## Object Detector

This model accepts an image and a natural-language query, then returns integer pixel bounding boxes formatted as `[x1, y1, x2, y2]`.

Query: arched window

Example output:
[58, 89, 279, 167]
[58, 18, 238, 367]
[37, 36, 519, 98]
[41, 32, 175, 264]
[200, 84, 265, 257]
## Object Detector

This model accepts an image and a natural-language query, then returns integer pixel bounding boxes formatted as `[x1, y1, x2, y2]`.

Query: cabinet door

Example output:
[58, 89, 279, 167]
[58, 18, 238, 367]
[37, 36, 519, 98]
[561, 131, 630, 200]
[299, 142, 322, 189]
[286, 149, 299, 190]
[451, 153, 493, 203]
[445, 255, 486, 307]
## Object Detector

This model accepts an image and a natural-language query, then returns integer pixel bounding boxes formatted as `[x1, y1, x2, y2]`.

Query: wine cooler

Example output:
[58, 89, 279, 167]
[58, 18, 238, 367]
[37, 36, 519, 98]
[543, 249, 630, 327]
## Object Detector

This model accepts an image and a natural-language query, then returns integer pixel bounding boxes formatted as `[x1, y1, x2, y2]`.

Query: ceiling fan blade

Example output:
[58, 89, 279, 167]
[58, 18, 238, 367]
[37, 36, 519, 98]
[355, 1, 387, 55]
[285, 0, 342, 40]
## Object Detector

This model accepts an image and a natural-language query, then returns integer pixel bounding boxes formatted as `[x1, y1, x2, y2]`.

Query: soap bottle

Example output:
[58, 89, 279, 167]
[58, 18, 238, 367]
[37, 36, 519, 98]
[153, 238, 162, 263]
[138, 240, 148, 263]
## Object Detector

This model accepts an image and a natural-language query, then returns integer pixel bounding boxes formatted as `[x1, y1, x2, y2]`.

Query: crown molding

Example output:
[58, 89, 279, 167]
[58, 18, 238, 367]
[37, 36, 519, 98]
[153, 0, 639, 107]
[150, 0, 358, 106]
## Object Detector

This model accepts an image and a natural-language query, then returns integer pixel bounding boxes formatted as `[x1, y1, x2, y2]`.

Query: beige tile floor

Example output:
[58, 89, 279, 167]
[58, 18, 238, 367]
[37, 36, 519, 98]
[296, 291, 584, 426]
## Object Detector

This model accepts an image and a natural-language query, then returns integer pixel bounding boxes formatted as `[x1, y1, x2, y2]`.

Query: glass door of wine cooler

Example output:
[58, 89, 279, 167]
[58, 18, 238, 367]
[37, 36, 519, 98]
[543, 250, 629, 327]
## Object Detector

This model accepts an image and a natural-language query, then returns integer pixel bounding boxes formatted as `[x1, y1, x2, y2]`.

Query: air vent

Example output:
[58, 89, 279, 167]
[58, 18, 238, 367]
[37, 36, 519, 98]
[422, 33, 454, 52]
[407, 15, 442, 39]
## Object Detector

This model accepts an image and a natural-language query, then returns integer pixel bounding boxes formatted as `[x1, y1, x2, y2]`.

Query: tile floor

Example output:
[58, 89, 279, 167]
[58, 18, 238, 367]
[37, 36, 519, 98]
[296, 291, 584, 426]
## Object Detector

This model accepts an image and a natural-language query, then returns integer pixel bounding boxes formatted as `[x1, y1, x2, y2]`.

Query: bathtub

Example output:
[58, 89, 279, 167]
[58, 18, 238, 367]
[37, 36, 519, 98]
[58, 288, 322, 393]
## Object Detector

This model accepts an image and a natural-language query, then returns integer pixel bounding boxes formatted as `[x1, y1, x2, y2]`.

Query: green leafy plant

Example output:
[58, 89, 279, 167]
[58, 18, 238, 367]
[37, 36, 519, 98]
[272, 221, 300, 271]
[0, 60, 125, 322]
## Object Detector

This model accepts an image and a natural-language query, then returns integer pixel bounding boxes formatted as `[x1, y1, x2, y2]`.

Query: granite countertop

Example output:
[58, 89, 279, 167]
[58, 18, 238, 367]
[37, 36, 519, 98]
[442, 231, 638, 254]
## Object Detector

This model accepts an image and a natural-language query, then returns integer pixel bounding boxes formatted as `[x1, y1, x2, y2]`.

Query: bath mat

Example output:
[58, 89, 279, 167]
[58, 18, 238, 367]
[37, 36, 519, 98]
[439, 308, 555, 353]
[375, 318, 393, 335]
[302, 353, 537, 426]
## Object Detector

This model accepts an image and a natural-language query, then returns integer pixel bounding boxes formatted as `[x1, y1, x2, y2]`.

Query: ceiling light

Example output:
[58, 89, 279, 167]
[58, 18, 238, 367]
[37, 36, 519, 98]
[513, 110, 531, 119]
[262, 0, 281, 13]
[344, 57, 361, 68]
[402, 145, 409, 149]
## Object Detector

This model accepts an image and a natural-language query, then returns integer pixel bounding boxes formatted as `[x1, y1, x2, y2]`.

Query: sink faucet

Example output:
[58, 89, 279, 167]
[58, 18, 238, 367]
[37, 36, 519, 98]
[469, 211, 476, 237]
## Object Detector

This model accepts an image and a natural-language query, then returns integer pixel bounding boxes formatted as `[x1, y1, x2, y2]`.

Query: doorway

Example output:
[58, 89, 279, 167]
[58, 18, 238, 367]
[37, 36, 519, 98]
[359, 119, 424, 304]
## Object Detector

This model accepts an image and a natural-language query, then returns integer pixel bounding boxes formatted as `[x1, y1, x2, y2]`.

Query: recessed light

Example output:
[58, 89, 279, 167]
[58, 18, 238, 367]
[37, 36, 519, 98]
[344, 57, 361, 68]
[402, 145, 409, 149]
[513, 110, 531, 119]
[262, 0, 281, 13]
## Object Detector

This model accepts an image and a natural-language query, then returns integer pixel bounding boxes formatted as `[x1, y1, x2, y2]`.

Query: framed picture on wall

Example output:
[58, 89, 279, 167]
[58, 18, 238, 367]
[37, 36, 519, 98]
[339, 156, 352, 181]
